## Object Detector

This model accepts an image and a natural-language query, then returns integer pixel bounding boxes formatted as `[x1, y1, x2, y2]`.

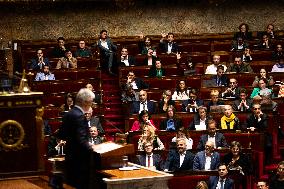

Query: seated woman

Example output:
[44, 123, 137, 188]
[148, 59, 166, 78]
[171, 127, 193, 150]
[251, 78, 273, 99]
[59, 93, 74, 113]
[220, 105, 240, 130]
[172, 80, 191, 100]
[252, 68, 274, 88]
[189, 106, 212, 130]
[233, 23, 252, 41]
[223, 141, 252, 188]
[130, 110, 157, 131]
[206, 89, 224, 112]
[159, 90, 175, 113]
[160, 105, 182, 131]
[137, 125, 164, 151]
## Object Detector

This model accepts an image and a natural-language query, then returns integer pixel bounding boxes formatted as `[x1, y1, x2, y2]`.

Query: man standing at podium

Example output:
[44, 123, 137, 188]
[58, 88, 96, 189]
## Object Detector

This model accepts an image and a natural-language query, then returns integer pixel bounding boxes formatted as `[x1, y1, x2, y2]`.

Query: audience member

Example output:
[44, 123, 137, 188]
[272, 44, 284, 61]
[56, 50, 77, 69]
[223, 141, 252, 176]
[159, 90, 175, 113]
[131, 110, 157, 131]
[97, 29, 117, 75]
[34, 65, 55, 81]
[260, 93, 278, 112]
[251, 78, 272, 99]
[74, 40, 92, 58]
[256, 181, 269, 189]
[171, 127, 193, 150]
[211, 65, 228, 87]
[258, 23, 276, 40]
[119, 47, 136, 67]
[137, 125, 164, 151]
[130, 90, 155, 114]
[193, 141, 220, 171]
[221, 78, 240, 98]
[121, 83, 139, 103]
[242, 47, 252, 63]
[205, 55, 227, 74]
[231, 37, 249, 51]
[89, 126, 104, 145]
[182, 88, 204, 112]
[138, 34, 156, 55]
[85, 107, 104, 134]
[271, 57, 284, 72]
[52, 37, 68, 58]
[197, 120, 228, 151]
[232, 88, 253, 112]
[86, 83, 101, 103]
[189, 106, 212, 131]
[226, 56, 253, 73]
[269, 161, 284, 189]
[125, 71, 149, 90]
[136, 141, 164, 170]
[195, 181, 209, 189]
[252, 68, 275, 88]
[148, 59, 166, 78]
[172, 80, 191, 100]
[159, 32, 179, 54]
[234, 23, 252, 41]
[207, 90, 224, 112]
[160, 105, 182, 131]
[164, 138, 194, 172]
[208, 163, 234, 189]
[59, 93, 74, 113]
[258, 34, 273, 50]
[143, 48, 157, 66]
[30, 49, 50, 71]
[220, 105, 240, 130]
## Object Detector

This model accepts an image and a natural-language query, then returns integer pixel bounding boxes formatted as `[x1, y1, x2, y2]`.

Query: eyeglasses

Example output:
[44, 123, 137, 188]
[230, 82, 236, 84]
[128, 74, 134, 76]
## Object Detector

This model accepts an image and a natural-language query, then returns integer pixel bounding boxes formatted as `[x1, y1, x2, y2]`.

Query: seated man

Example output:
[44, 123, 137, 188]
[164, 138, 195, 172]
[85, 107, 104, 135]
[56, 50, 77, 69]
[257, 34, 273, 50]
[231, 37, 249, 51]
[269, 161, 284, 189]
[271, 57, 284, 72]
[130, 90, 155, 114]
[221, 78, 240, 99]
[136, 141, 164, 171]
[159, 32, 179, 54]
[211, 65, 228, 87]
[52, 37, 68, 58]
[197, 119, 229, 151]
[143, 48, 157, 66]
[205, 54, 227, 74]
[207, 89, 225, 112]
[193, 141, 220, 171]
[232, 88, 252, 112]
[125, 71, 149, 90]
[220, 105, 241, 130]
[182, 88, 204, 113]
[35, 65, 55, 81]
[75, 40, 92, 58]
[121, 83, 139, 103]
[208, 163, 234, 189]
[256, 180, 269, 189]
[245, 104, 268, 131]
[30, 49, 50, 71]
[89, 126, 104, 145]
[272, 44, 284, 61]
[226, 56, 253, 73]
[148, 59, 166, 78]
[119, 47, 136, 67]
[258, 23, 276, 40]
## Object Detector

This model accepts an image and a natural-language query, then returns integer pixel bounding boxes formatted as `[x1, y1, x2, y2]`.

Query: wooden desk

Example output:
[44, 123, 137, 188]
[101, 163, 172, 189]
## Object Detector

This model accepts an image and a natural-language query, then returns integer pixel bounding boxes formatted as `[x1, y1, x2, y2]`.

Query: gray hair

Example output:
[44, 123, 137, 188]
[76, 88, 95, 106]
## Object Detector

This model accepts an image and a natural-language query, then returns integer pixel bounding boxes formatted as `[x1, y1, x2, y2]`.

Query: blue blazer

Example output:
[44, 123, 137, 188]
[35, 72, 55, 81]
[136, 154, 164, 171]
[197, 133, 229, 151]
[193, 151, 220, 170]
[164, 150, 195, 172]
[130, 101, 155, 115]
[30, 57, 50, 71]
[208, 176, 234, 189]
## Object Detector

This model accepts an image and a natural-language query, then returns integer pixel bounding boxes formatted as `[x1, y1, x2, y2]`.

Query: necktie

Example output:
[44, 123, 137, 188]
[220, 179, 224, 189]
[217, 78, 220, 86]
[143, 103, 146, 110]
[148, 155, 151, 167]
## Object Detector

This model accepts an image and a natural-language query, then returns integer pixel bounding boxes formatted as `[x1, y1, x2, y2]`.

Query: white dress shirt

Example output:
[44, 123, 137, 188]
[179, 152, 186, 167]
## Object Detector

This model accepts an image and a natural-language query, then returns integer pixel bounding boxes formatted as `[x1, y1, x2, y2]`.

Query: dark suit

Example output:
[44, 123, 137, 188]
[189, 114, 213, 130]
[208, 176, 234, 189]
[232, 99, 252, 112]
[207, 100, 225, 112]
[148, 67, 166, 77]
[182, 99, 204, 112]
[133, 77, 149, 90]
[211, 75, 228, 87]
[245, 113, 268, 130]
[160, 118, 183, 131]
[136, 153, 164, 171]
[197, 133, 229, 151]
[223, 152, 252, 175]
[164, 150, 195, 172]
[89, 116, 105, 135]
[30, 57, 50, 71]
[52, 46, 68, 58]
[97, 38, 117, 70]
[226, 63, 253, 73]
[142, 56, 157, 66]
[159, 41, 179, 53]
[193, 151, 220, 170]
[119, 55, 136, 67]
[130, 100, 155, 114]
[57, 106, 92, 189]
[222, 87, 241, 99]
[158, 99, 175, 113]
